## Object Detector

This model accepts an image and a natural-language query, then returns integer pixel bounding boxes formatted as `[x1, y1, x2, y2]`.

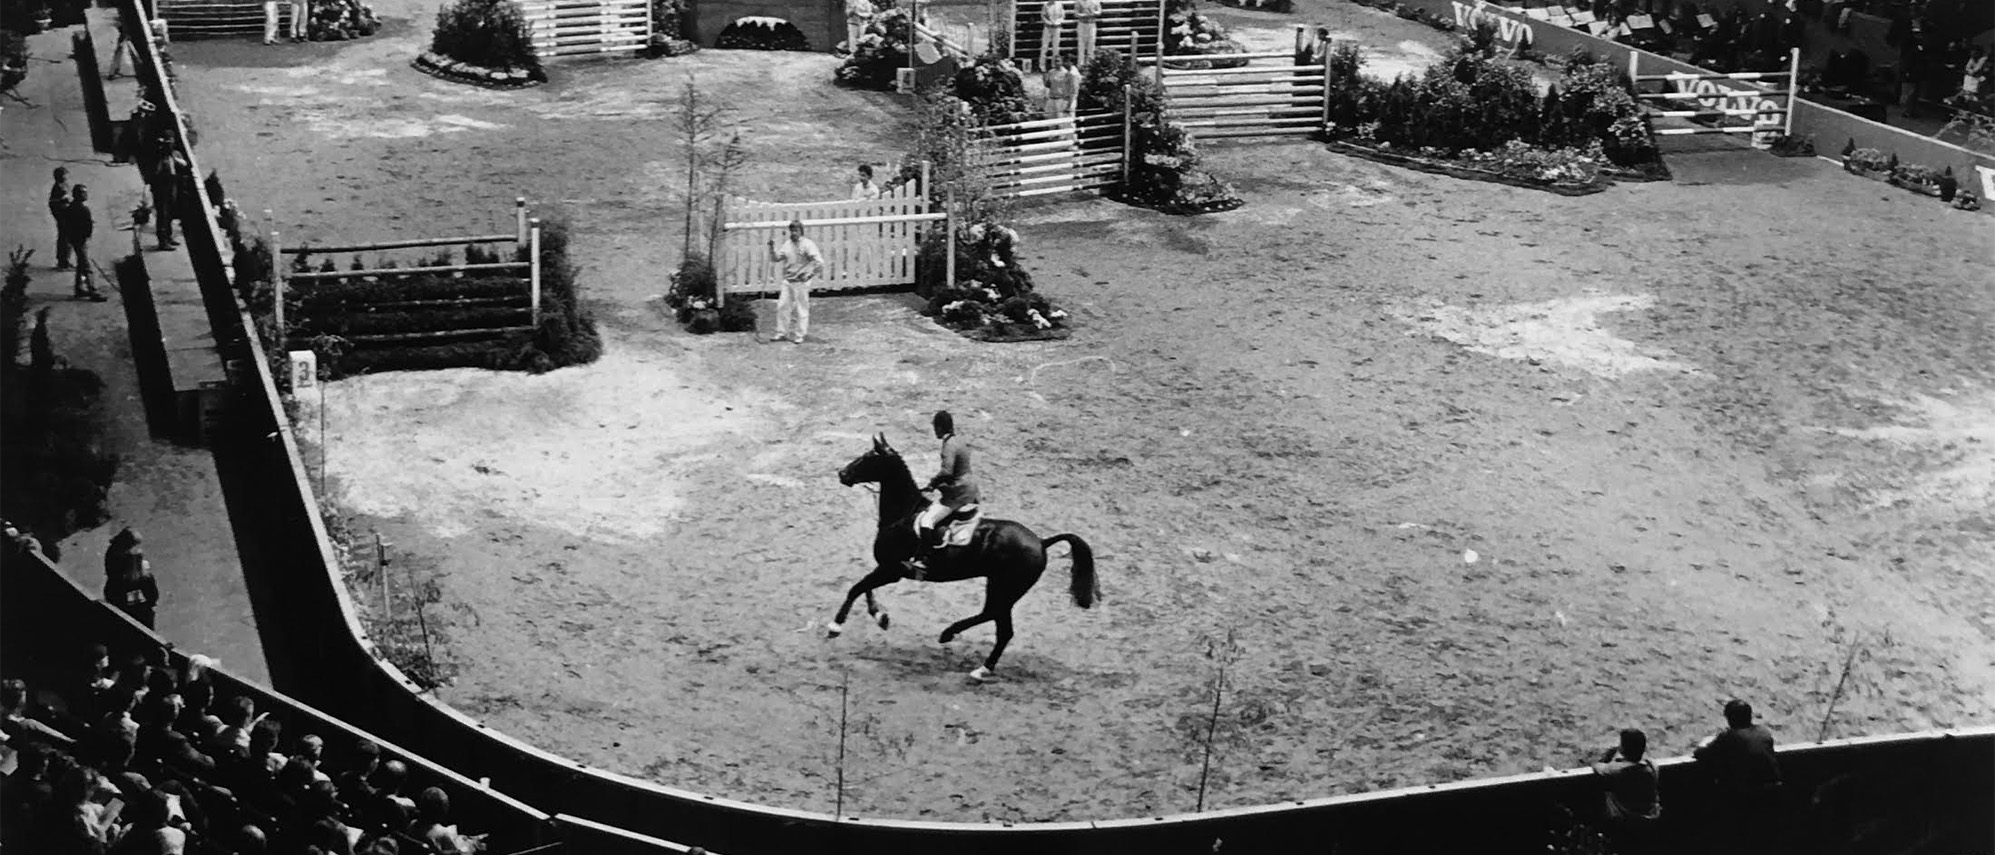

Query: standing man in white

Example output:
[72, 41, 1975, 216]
[1073, 0, 1102, 66]
[844, 0, 875, 55]
[767, 219, 823, 344]
[1037, 0, 1067, 72]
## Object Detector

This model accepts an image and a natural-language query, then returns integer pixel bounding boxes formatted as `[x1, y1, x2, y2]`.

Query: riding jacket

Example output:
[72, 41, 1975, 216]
[928, 434, 981, 508]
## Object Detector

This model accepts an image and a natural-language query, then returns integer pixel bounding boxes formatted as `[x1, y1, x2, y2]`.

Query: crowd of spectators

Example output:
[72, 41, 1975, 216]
[1, 642, 488, 855]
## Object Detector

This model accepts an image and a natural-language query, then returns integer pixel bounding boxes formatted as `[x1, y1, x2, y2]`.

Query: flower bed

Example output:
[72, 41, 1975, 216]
[915, 223, 1075, 343]
[425, 0, 547, 87]
[1837, 142, 1983, 212]
[1323, 138, 1608, 195]
[1161, 0, 1249, 69]
[306, 0, 381, 41]
[663, 255, 756, 335]
[412, 51, 544, 88]
[835, 7, 919, 90]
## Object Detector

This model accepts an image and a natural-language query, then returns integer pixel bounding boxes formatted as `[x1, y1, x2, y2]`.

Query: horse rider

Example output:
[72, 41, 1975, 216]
[908, 410, 979, 579]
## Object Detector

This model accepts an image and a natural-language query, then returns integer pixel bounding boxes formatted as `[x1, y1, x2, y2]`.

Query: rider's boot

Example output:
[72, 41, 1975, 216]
[907, 525, 943, 580]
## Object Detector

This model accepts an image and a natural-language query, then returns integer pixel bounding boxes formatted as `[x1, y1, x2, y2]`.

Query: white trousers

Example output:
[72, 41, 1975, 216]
[846, 20, 865, 53]
[1076, 21, 1097, 63]
[775, 278, 811, 340]
[1038, 22, 1062, 70]
[264, 1, 279, 42]
[290, 0, 306, 37]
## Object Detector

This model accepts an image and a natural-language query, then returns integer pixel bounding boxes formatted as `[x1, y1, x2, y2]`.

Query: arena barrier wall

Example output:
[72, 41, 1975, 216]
[106, 1, 1995, 853]
[1393, 0, 1995, 209]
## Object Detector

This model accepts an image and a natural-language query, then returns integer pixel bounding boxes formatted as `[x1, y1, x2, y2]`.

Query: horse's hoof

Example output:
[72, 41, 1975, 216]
[969, 666, 992, 683]
[826, 621, 844, 638]
[876, 612, 891, 631]
[938, 631, 955, 645]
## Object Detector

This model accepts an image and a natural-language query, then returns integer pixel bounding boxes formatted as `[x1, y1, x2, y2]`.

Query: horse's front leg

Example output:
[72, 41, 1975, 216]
[863, 589, 891, 631]
[830, 568, 897, 637]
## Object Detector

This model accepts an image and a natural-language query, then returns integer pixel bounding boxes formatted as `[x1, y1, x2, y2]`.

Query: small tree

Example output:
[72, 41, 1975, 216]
[430, 0, 546, 81]
[673, 75, 750, 260]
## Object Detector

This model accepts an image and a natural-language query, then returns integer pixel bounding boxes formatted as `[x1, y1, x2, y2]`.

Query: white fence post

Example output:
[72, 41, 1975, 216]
[271, 227, 285, 340]
[1783, 47, 1799, 138]
[515, 196, 527, 254]
[529, 218, 542, 329]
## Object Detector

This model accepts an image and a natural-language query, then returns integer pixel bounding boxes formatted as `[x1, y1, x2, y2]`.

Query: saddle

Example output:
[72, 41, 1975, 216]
[912, 504, 984, 548]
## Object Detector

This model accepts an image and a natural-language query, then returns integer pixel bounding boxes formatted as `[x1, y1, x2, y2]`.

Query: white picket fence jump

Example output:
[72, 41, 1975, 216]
[514, 0, 651, 57]
[1141, 41, 1330, 140]
[1629, 47, 1798, 147]
[716, 174, 949, 297]
[971, 111, 1127, 199]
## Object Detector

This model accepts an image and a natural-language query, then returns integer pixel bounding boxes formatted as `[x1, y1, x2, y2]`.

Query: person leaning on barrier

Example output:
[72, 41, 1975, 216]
[1590, 728, 1662, 850]
[1693, 698, 1783, 853]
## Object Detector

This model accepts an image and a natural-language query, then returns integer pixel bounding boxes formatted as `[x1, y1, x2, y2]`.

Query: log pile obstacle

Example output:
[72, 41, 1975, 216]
[1629, 46, 1798, 148]
[512, 0, 652, 58]
[1139, 26, 1330, 140]
[270, 198, 543, 355]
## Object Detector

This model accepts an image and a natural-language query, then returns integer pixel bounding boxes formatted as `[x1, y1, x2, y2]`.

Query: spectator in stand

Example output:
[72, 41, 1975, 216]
[109, 788, 187, 855]
[365, 758, 417, 829]
[210, 696, 264, 760]
[176, 678, 224, 747]
[1, 742, 60, 850]
[1589, 728, 1662, 851]
[104, 527, 162, 630]
[1898, 37, 1929, 117]
[335, 739, 381, 805]
[55, 765, 127, 854]
[95, 685, 145, 768]
[4, 677, 78, 750]
[247, 718, 287, 779]
[1950, 45, 1987, 107]
[65, 185, 107, 302]
[411, 786, 487, 855]
[1693, 698, 1784, 854]
[228, 824, 269, 855]
[50, 167, 72, 270]
[297, 733, 336, 783]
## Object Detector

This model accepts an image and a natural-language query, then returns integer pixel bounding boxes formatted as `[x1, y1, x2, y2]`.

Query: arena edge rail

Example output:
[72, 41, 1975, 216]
[111, 1, 1995, 853]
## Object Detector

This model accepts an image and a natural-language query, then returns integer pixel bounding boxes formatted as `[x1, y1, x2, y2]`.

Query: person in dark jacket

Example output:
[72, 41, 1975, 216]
[104, 528, 160, 629]
[907, 410, 981, 578]
[50, 168, 72, 269]
[1693, 698, 1783, 854]
[65, 186, 107, 302]
[141, 131, 189, 250]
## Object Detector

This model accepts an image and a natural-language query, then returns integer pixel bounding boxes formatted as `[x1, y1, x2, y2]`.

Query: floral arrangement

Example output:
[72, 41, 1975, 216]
[917, 222, 1072, 341]
[835, 5, 920, 89]
[1841, 145, 1891, 173]
[307, 0, 381, 41]
[424, 0, 547, 85]
[1888, 163, 1945, 188]
[1951, 191, 1982, 212]
[663, 255, 756, 334]
[1159, 0, 1249, 69]
[1454, 140, 1605, 184]
[952, 52, 1034, 125]
[1764, 132, 1815, 157]
[1078, 49, 1245, 214]
[716, 16, 811, 51]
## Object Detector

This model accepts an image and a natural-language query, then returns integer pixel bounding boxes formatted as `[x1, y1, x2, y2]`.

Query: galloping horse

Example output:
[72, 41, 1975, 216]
[832, 434, 1099, 682]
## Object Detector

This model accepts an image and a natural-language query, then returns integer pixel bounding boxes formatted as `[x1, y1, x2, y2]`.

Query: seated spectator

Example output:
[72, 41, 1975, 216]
[306, 815, 358, 855]
[4, 677, 78, 750]
[249, 719, 287, 778]
[1693, 698, 1783, 853]
[227, 824, 269, 855]
[70, 643, 122, 732]
[209, 696, 261, 760]
[107, 788, 187, 855]
[95, 686, 146, 773]
[334, 739, 381, 806]
[1589, 728, 1661, 849]
[365, 759, 416, 828]
[175, 679, 224, 746]
[1, 741, 60, 850]
[55, 764, 127, 854]
[139, 692, 217, 777]
[297, 734, 335, 784]
[410, 786, 486, 855]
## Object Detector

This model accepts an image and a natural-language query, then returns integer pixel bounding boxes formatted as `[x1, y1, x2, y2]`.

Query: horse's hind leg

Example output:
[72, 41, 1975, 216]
[970, 612, 1015, 682]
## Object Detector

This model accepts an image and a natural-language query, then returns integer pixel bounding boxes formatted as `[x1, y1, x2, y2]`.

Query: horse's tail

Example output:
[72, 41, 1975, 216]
[1042, 533, 1099, 609]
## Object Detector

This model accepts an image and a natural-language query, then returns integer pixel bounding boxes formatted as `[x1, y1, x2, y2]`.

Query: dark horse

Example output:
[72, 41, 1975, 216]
[833, 434, 1099, 681]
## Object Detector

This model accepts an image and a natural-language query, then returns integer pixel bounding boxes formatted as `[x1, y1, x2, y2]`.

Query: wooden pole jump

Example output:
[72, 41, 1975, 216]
[1782, 46, 1799, 137]
[944, 187, 956, 291]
